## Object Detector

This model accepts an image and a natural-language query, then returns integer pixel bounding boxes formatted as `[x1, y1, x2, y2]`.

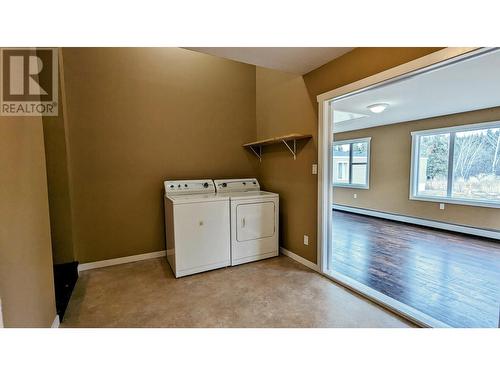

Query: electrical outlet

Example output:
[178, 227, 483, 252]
[439, 203, 445, 210]
[303, 235, 309, 246]
[353, 193, 357, 199]
[312, 164, 318, 175]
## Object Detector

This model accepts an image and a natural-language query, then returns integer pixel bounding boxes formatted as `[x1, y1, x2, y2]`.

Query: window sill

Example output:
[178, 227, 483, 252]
[409, 195, 500, 209]
[333, 184, 369, 190]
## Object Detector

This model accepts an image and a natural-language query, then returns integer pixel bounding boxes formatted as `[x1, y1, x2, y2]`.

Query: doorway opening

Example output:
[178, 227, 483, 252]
[318, 48, 500, 327]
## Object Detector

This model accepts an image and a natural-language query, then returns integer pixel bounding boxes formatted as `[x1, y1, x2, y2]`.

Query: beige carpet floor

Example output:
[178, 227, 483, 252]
[62, 255, 413, 328]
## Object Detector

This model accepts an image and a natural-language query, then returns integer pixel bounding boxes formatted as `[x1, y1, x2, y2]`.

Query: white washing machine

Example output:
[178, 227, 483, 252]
[214, 178, 279, 266]
[164, 179, 230, 277]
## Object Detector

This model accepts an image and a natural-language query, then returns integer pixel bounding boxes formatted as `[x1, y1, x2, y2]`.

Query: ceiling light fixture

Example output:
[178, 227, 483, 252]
[367, 103, 389, 114]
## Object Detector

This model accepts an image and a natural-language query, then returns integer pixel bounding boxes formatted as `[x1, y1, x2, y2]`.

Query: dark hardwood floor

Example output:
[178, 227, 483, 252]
[331, 210, 500, 328]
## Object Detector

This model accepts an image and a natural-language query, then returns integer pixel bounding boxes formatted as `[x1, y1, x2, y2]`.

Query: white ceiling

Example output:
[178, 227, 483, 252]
[332, 48, 500, 133]
[185, 47, 353, 74]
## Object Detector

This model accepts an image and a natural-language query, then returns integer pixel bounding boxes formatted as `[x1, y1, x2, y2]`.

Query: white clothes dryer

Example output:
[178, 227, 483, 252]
[214, 178, 279, 266]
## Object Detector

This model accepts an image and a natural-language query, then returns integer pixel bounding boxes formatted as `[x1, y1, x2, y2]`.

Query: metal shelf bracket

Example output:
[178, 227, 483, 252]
[243, 133, 311, 162]
[250, 145, 262, 162]
[282, 139, 297, 160]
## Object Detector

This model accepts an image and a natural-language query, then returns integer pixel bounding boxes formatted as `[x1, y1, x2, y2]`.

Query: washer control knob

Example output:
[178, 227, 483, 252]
[169, 185, 174, 188]
[177, 184, 181, 188]
[253, 181, 256, 185]
[242, 182, 246, 185]
[184, 184, 188, 187]
[222, 183, 227, 187]
[203, 182, 209, 188]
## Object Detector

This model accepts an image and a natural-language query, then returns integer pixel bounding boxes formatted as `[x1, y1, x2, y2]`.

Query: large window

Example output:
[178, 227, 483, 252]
[333, 137, 371, 188]
[411, 121, 500, 207]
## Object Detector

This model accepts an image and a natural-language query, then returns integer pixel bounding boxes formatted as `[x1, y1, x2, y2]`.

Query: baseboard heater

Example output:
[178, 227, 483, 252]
[333, 204, 500, 241]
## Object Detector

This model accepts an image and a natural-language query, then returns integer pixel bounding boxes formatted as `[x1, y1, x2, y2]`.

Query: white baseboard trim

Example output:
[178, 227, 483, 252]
[77, 250, 166, 273]
[280, 247, 319, 271]
[51, 314, 60, 328]
[333, 204, 500, 240]
[0, 298, 3, 328]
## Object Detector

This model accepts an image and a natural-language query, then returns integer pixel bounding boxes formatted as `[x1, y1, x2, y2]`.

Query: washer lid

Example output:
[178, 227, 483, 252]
[167, 193, 229, 204]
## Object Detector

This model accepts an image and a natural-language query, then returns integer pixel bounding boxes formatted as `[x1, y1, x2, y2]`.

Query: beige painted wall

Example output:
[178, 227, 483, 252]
[62, 48, 258, 263]
[0, 116, 57, 327]
[256, 67, 318, 261]
[334, 107, 500, 231]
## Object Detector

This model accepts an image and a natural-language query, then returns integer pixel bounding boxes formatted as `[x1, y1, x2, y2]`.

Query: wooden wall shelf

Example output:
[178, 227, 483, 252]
[243, 133, 312, 161]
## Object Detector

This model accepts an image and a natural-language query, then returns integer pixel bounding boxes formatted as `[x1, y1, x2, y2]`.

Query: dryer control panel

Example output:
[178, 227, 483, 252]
[214, 178, 260, 193]
[164, 179, 215, 195]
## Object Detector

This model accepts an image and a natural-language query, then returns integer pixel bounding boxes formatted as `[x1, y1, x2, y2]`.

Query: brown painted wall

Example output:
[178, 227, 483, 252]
[51, 47, 445, 265]
[62, 48, 258, 263]
[41, 60, 75, 264]
[255, 48, 443, 263]
[256, 67, 318, 261]
[334, 107, 500, 231]
[303, 47, 443, 105]
[0, 116, 56, 327]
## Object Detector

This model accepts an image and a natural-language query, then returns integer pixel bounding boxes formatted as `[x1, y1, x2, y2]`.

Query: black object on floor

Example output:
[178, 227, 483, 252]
[53, 262, 79, 321]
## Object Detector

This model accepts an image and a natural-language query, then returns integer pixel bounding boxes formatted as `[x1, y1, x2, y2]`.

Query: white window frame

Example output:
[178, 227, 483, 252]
[332, 137, 371, 189]
[410, 120, 500, 209]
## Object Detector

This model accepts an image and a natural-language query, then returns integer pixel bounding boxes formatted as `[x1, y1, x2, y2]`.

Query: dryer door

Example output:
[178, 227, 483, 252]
[236, 201, 275, 242]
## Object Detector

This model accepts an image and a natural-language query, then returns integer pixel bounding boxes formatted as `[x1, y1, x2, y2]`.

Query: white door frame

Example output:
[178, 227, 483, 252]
[316, 47, 489, 327]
